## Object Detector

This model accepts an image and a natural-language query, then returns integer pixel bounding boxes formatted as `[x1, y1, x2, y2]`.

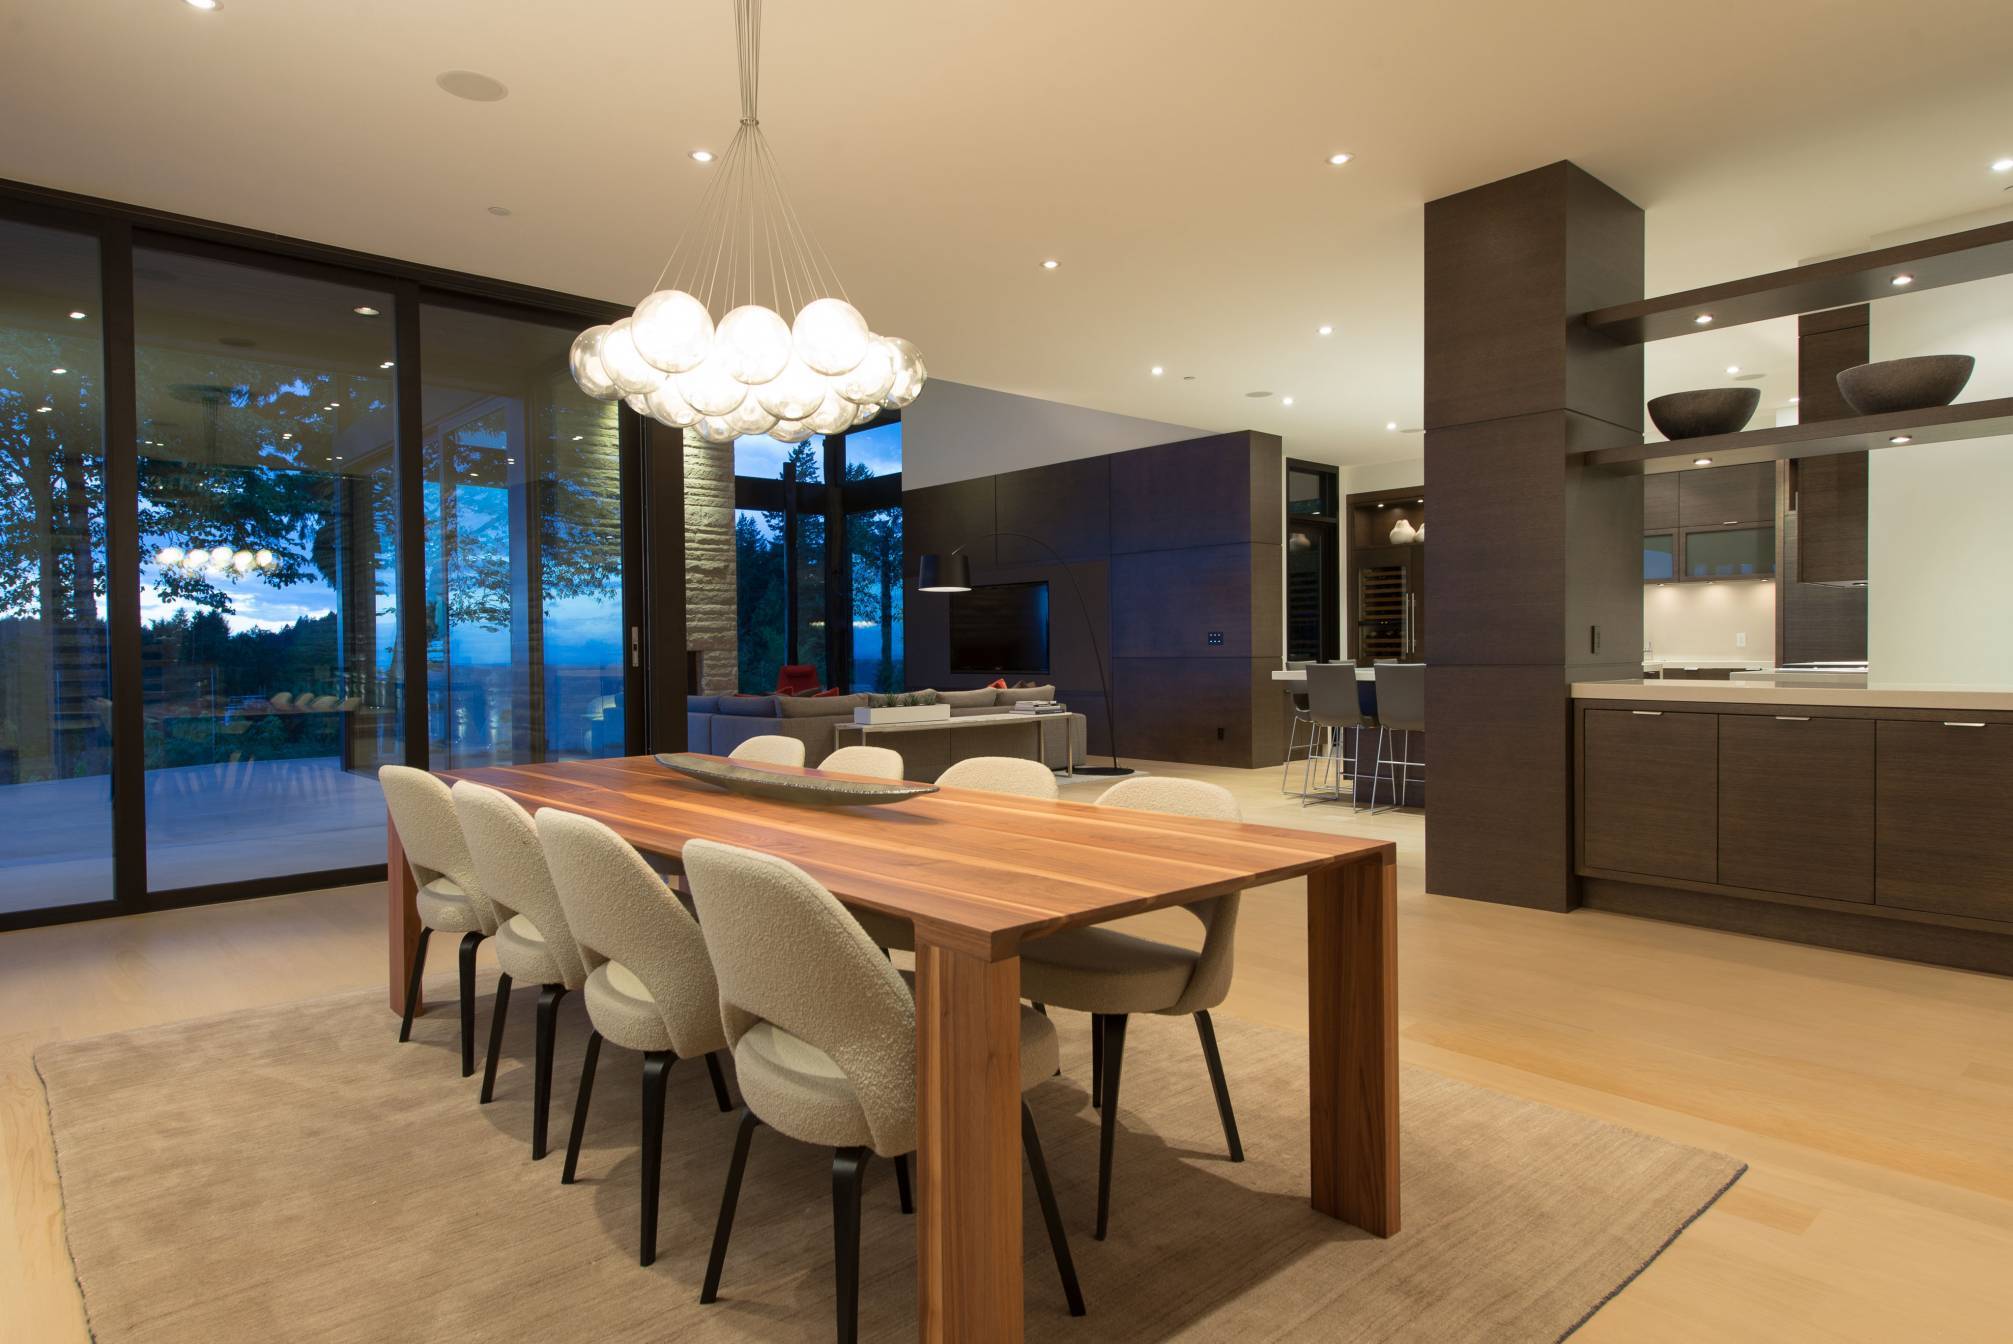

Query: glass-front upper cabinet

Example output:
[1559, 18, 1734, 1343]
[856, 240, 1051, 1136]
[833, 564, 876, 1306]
[1684, 525, 1775, 579]
[0, 219, 113, 913]
[132, 246, 402, 892]
[1644, 532, 1676, 582]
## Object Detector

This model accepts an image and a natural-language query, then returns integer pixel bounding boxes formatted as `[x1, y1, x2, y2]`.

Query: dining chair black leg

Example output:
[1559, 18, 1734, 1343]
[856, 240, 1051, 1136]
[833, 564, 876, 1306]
[893, 1152, 913, 1214]
[701, 1107, 762, 1303]
[561, 1029, 602, 1185]
[479, 973, 513, 1104]
[1193, 1010, 1245, 1162]
[704, 1050, 734, 1113]
[638, 1050, 675, 1267]
[531, 983, 567, 1160]
[831, 1146, 871, 1344]
[397, 926, 431, 1044]
[456, 932, 483, 1077]
[1031, 1001, 1047, 1015]
[1090, 1012, 1105, 1110]
[1022, 1101, 1087, 1316]
[1095, 1012, 1129, 1240]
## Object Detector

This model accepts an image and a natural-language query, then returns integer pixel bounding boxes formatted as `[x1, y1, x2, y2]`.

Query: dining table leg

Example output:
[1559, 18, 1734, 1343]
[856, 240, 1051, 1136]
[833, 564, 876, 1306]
[388, 812, 423, 1018]
[913, 935, 1024, 1343]
[1307, 850, 1400, 1236]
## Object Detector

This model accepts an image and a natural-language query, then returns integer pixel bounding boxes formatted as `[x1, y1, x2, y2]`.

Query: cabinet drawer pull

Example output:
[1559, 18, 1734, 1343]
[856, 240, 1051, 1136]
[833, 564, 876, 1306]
[1774, 715, 1811, 722]
[1630, 710, 1663, 717]
[1942, 721, 1987, 729]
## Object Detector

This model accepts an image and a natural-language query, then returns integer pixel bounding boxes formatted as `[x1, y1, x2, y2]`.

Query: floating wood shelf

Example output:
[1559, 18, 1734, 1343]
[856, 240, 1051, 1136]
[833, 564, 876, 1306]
[1583, 220, 2013, 344]
[1584, 397, 2013, 471]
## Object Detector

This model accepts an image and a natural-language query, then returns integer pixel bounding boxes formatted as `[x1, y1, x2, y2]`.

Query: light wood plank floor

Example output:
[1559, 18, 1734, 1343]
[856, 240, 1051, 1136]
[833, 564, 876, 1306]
[4, 759, 2011, 1342]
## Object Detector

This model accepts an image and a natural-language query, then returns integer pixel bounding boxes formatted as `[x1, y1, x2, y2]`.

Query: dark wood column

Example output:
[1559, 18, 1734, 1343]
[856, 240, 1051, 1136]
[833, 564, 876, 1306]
[1779, 306, 1870, 659]
[1423, 162, 1645, 912]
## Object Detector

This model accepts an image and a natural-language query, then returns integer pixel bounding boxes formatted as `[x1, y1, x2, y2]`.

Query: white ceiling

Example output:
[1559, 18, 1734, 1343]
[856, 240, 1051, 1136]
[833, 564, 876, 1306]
[4, 0, 2012, 467]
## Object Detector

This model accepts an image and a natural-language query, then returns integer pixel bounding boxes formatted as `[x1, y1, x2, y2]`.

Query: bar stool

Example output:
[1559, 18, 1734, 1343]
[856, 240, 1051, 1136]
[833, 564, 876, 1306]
[1300, 663, 1362, 806]
[1278, 661, 1314, 794]
[1365, 661, 1425, 813]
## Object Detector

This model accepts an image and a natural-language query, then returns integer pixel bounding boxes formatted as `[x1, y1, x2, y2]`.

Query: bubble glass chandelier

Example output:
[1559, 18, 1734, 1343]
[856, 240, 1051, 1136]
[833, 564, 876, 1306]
[568, 0, 925, 443]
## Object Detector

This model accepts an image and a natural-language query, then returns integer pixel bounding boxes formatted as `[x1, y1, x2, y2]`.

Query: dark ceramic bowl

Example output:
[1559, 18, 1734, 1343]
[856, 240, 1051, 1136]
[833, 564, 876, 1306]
[1647, 387, 1761, 440]
[1836, 355, 1974, 416]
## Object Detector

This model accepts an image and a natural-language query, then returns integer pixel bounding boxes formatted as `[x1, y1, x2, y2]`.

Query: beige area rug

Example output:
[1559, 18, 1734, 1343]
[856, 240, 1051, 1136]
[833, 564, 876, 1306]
[36, 978, 1742, 1343]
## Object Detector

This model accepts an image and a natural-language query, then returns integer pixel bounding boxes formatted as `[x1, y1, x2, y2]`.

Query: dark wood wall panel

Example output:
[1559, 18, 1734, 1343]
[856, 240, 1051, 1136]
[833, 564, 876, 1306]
[1109, 431, 1258, 554]
[1111, 657, 1276, 767]
[1779, 508, 1868, 663]
[1423, 414, 1568, 666]
[995, 454, 1110, 563]
[1678, 462, 1773, 526]
[1643, 474, 1679, 530]
[1112, 544, 1273, 659]
[1425, 665, 1577, 910]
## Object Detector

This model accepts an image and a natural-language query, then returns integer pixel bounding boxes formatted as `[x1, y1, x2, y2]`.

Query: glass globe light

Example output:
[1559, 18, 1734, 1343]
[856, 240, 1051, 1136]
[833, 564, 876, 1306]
[675, 358, 748, 417]
[644, 380, 700, 428]
[631, 289, 713, 373]
[712, 304, 792, 385]
[624, 392, 655, 417]
[851, 401, 881, 427]
[884, 336, 927, 408]
[569, 325, 621, 401]
[254, 549, 275, 569]
[599, 319, 667, 397]
[232, 550, 254, 573]
[183, 551, 207, 573]
[156, 546, 185, 568]
[208, 544, 234, 569]
[756, 355, 828, 421]
[694, 415, 739, 445]
[792, 297, 870, 376]
[804, 391, 856, 436]
[770, 418, 814, 443]
[724, 398, 778, 436]
[834, 334, 897, 404]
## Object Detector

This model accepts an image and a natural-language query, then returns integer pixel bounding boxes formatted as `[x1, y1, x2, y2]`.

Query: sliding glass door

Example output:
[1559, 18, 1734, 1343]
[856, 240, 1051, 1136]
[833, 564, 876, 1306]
[0, 219, 113, 914]
[419, 304, 625, 768]
[131, 245, 402, 892]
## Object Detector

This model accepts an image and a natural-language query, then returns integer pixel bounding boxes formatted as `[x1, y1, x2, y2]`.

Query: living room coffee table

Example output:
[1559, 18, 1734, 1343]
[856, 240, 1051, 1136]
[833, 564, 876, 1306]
[833, 710, 1077, 777]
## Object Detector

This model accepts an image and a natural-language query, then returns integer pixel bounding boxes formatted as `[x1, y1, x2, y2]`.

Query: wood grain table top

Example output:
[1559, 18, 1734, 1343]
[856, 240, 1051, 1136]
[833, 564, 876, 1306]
[437, 755, 1392, 959]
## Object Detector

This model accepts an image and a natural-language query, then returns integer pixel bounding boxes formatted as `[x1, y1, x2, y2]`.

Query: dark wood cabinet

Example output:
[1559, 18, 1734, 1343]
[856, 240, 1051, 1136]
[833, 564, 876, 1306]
[1718, 714, 1874, 901]
[1582, 708, 1717, 882]
[1875, 721, 2013, 921]
[1643, 474, 1679, 530]
[1678, 461, 1773, 527]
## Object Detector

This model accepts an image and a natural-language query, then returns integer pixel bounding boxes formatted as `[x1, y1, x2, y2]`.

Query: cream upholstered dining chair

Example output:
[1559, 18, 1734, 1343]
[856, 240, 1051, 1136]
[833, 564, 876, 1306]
[936, 754, 1059, 798]
[536, 809, 735, 1267]
[380, 765, 498, 1077]
[684, 839, 1085, 1340]
[452, 781, 590, 1162]
[727, 734, 806, 767]
[1017, 776, 1247, 1240]
[818, 744, 904, 778]
[855, 755, 1057, 954]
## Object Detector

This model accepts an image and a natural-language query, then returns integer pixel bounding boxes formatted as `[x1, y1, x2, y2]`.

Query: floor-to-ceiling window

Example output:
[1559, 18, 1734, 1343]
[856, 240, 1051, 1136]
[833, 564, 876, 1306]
[132, 246, 400, 892]
[730, 419, 902, 694]
[0, 219, 112, 913]
[419, 305, 625, 767]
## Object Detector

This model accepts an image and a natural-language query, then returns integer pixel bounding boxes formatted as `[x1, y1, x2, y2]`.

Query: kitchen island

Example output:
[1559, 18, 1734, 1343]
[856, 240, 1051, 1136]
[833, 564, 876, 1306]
[1571, 676, 2013, 973]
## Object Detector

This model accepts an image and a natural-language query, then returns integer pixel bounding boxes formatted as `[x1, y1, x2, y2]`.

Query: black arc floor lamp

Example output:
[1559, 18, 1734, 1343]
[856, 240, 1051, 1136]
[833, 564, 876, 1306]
[916, 534, 1133, 776]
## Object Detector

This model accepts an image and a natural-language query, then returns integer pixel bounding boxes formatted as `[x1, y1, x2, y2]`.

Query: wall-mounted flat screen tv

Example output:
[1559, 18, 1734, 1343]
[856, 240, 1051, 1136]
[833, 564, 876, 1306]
[949, 581, 1051, 674]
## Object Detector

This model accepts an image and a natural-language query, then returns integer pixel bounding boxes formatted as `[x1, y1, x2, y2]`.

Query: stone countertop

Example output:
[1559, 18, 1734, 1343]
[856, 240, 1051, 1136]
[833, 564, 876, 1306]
[1573, 676, 2013, 712]
[1640, 656, 1771, 671]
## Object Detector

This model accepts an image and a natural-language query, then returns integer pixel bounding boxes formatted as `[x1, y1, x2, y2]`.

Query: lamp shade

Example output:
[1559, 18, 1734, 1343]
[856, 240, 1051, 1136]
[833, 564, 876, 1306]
[916, 552, 971, 592]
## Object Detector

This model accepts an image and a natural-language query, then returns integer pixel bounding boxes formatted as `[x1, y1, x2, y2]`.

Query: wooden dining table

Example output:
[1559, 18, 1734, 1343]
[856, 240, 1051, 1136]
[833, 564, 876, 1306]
[387, 755, 1398, 1342]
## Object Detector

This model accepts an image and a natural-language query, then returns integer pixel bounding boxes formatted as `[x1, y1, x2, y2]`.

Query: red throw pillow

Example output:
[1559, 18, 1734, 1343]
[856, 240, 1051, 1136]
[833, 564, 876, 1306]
[987, 678, 1008, 690]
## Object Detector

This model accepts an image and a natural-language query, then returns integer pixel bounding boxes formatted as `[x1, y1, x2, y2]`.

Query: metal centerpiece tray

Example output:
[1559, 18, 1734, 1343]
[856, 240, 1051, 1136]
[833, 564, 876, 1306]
[652, 753, 937, 806]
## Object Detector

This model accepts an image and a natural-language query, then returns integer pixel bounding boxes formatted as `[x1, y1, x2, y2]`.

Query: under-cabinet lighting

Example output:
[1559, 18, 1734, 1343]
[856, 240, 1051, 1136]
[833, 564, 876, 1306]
[1693, 457, 1712, 466]
[1889, 435, 1913, 444]
[1694, 313, 1713, 326]
[1891, 274, 1914, 287]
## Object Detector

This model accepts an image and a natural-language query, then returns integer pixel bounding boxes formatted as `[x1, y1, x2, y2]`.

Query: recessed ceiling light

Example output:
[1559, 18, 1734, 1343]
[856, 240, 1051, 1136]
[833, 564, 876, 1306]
[379, 360, 394, 369]
[689, 149, 715, 163]
[1150, 366, 1163, 376]
[1317, 324, 1333, 336]
[1890, 273, 1914, 287]
[1040, 259, 1059, 270]
[184, 0, 220, 10]
[1327, 152, 1353, 166]
[51, 366, 67, 375]
[1993, 157, 2013, 173]
[1725, 364, 1740, 375]
[1385, 421, 1398, 431]
[487, 205, 513, 217]
[352, 305, 380, 317]
[68, 310, 87, 320]
[1693, 457, 1712, 466]
[1889, 434, 1913, 444]
[436, 70, 509, 102]
[1282, 396, 1294, 406]
[1694, 313, 1713, 326]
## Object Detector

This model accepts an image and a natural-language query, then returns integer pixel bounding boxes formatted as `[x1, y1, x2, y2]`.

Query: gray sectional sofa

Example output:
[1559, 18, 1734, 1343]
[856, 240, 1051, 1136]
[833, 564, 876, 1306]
[686, 686, 1086, 779]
